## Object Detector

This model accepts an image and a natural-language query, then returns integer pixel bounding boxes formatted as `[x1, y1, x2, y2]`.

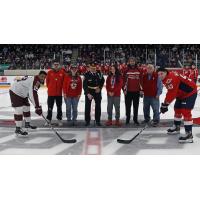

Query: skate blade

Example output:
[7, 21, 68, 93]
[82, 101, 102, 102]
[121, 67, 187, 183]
[167, 132, 180, 135]
[15, 134, 29, 138]
[178, 139, 193, 143]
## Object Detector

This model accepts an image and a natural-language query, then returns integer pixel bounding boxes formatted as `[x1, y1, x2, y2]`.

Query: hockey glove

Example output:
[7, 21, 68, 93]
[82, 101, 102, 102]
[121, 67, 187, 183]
[160, 103, 169, 114]
[35, 106, 42, 116]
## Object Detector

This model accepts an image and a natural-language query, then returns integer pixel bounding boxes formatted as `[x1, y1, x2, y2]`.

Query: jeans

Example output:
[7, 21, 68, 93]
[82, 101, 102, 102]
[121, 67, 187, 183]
[64, 97, 79, 121]
[143, 96, 160, 122]
[107, 96, 120, 120]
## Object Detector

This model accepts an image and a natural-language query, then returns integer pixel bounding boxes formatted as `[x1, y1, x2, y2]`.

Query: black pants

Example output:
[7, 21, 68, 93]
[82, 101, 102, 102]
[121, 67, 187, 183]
[85, 93, 102, 123]
[125, 91, 140, 122]
[46, 96, 62, 121]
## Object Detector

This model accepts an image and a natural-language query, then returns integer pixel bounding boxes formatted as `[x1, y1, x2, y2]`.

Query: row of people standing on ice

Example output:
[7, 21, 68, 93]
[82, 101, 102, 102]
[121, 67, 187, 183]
[9, 57, 198, 143]
[44, 57, 159, 127]
[44, 57, 198, 128]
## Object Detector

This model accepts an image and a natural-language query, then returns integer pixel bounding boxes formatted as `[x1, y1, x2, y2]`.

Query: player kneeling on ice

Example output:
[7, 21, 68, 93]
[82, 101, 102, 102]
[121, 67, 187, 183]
[105, 64, 123, 126]
[9, 71, 47, 136]
[63, 65, 82, 126]
[157, 68, 197, 143]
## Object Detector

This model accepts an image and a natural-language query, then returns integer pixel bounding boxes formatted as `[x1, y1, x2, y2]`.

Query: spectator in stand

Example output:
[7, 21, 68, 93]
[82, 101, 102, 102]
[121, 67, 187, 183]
[105, 65, 123, 126]
[140, 64, 163, 127]
[45, 59, 65, 126]
[63, 65, 82, 126]
[191, 64, 198, 83]
[187, 58, 199, 83]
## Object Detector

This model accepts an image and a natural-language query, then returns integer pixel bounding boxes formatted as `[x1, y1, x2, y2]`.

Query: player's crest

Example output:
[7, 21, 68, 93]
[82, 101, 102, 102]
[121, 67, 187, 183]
[166, 78, 172, 84]
[71, 81, 77, 89]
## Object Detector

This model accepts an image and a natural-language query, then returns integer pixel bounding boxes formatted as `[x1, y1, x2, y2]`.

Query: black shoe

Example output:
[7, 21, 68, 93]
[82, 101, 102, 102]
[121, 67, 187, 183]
[151, 121, 159, 127]
[179, 131, 193, 143]
[96, 122, 102, 127]
[85, 122, 90, 126]
[134, 121, 140, 126]
[141, 120, 150, 124]
[15, 127, 28, 136]
[167, 125, 180, 135]
[72, 121, 77, 126]
[25, 122, 37, 129]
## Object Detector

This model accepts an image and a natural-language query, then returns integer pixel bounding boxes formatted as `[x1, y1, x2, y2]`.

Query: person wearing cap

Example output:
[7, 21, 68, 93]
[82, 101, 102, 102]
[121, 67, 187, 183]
[83, 63, 105, 126]
[45, 59, 65, 126]
[63, 65, 82, 126]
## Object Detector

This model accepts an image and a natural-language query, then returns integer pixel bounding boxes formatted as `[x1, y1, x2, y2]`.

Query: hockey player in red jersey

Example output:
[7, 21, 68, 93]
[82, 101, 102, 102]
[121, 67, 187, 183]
[157, 68, 197, 143]
[9, 71, 47, 136]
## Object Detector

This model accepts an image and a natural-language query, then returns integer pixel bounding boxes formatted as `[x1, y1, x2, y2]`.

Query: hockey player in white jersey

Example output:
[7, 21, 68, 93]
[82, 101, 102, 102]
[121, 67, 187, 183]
[9, 71, 47, 136]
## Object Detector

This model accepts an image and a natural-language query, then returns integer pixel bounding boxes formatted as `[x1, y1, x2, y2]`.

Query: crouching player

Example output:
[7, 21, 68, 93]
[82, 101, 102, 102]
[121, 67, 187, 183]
[9, 71, 47, 136]
[157, 68, 197, 143]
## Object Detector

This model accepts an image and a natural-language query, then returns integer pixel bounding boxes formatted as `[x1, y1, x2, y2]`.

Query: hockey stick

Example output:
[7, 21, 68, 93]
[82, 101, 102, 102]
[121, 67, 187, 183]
[117, 124, 148, 144]
[42, 114, 77, 143]
[117, 112, 162, 144]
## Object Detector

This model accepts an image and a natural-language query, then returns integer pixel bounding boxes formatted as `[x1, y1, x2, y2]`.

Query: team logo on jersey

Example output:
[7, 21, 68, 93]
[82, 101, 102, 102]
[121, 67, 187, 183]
[70, 80, 77, 89]
[166, 79, 172, 84]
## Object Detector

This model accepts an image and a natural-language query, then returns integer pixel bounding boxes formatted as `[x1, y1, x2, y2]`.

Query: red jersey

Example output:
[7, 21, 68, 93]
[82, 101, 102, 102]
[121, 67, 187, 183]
[63, 75, 82, 97]
[181, 67, 191, 78]
[106, 75, 123, 97]
[78, 65, 87, 75]
[119, 64, 127, 75]
[46, 69, 65, 96]
[102, 65, 110, 75]
[190, 67, 198, 83]
[162, 72, 197, 104]
[123, 67, 142, 92]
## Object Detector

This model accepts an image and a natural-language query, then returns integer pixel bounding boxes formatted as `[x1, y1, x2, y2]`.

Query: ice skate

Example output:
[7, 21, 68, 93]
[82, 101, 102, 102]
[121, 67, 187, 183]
[179, 131, 193, 143]
[167, 125, 180, 135]
[15, 127, 28, 136]
[25, 122, 37, 129]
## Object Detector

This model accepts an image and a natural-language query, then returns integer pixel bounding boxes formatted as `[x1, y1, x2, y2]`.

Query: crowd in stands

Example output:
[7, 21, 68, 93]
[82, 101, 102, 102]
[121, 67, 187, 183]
[1, 44, 200, 72]
[0, 45, 74, 70]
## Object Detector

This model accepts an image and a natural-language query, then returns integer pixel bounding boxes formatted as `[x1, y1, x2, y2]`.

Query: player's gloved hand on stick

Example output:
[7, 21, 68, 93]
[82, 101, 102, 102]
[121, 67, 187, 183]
[35, 106, 42, 116]
[160, 103, 169, 114]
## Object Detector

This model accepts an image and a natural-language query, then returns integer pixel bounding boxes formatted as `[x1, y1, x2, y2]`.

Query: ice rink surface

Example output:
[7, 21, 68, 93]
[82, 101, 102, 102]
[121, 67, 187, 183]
[0, 86, 200, 155]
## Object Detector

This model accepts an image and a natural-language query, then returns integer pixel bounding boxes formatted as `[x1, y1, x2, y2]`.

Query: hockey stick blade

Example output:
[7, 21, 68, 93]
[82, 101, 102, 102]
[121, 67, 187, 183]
[117, 124, 149, 144]
[55, 130, 77, 143]
[117, 112, 162, 144]
[42, 114, 77, 143]
[117, 133, 139, 144]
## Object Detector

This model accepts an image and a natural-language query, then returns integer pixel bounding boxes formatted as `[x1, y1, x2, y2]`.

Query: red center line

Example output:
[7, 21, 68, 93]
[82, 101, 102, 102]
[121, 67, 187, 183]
[83, 100, 102, 155]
